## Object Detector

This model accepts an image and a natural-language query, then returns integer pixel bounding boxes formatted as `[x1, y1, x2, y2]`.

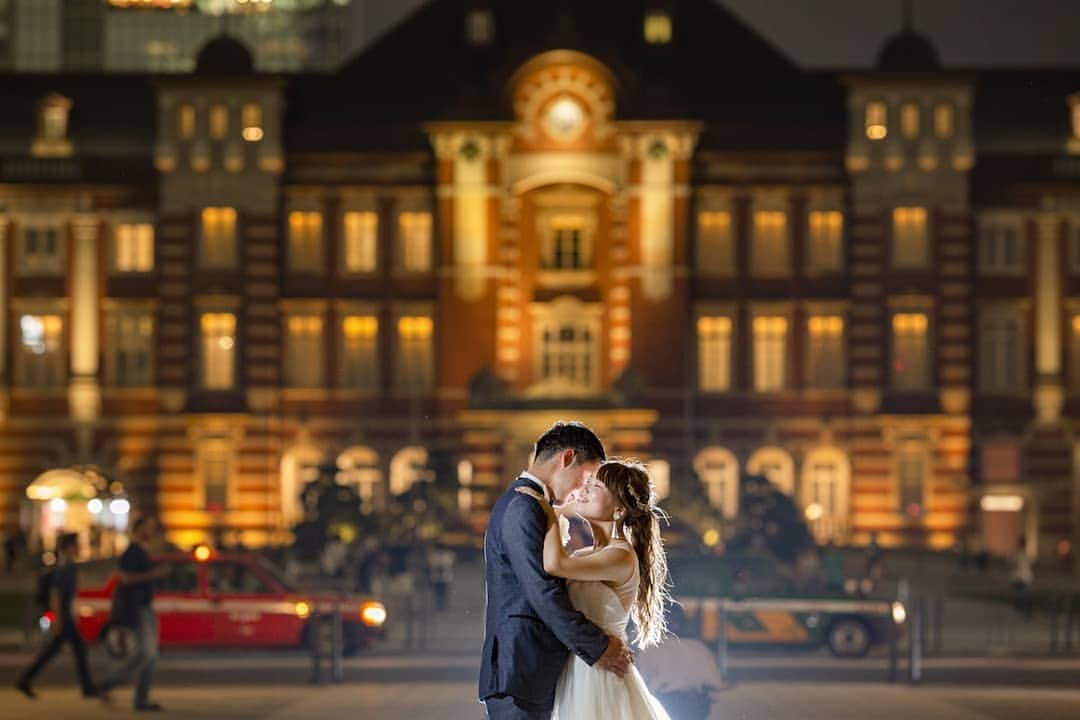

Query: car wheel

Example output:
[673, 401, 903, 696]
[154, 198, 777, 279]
[826, 617, 872, 658]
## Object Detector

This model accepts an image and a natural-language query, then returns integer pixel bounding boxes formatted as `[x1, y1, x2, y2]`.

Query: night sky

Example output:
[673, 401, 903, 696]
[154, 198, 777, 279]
[366, 0, 1080, 69]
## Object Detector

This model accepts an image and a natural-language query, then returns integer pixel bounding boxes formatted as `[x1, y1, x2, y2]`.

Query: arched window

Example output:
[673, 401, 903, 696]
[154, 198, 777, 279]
[279, 444, 322, 526]
[693, 447, 739, 519]
[801, 447, 852, 544]
[747, 446, 795, 496]
[389, 446, 430, 496]
[337, 446, 383, 513]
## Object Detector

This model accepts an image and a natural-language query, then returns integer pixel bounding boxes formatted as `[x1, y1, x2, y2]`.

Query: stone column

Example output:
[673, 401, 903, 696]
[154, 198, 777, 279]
[1033, 213, 1064, 424]
[68, 215, 101, 452]
[0, 215, 7, 421]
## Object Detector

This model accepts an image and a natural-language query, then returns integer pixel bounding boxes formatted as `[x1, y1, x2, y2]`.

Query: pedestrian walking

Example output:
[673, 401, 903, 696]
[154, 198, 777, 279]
[636, 605, 724, 720]
[1010, 538, 1034, 619]
[14, 532, 97, 700]
[99, 516, 170, 712]
[427, 544, 455, 612]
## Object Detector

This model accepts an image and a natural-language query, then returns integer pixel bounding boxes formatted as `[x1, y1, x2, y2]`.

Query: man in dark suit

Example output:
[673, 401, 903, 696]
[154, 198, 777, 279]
[479, 421, 632, 719]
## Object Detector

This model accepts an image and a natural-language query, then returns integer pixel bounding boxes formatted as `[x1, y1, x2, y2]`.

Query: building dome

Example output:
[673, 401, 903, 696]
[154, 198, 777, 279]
[195, 35, 255, 75]
[876, 30, 940, 72]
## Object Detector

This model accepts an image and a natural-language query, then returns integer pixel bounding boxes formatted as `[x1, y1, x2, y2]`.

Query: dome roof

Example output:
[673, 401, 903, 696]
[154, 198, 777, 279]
[195, 35, 255, 75]
[876, 30, 940, 72]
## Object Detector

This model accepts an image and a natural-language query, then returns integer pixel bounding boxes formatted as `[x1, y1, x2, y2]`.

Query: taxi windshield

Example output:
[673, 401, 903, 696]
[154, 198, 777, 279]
[256, 557, 296, 592]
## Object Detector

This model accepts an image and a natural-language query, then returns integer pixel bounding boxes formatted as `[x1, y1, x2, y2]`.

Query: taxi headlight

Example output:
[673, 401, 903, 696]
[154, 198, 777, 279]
[360, 602, 386, 627]
[294, 601, 311, 619]
[892, 601, 907, 625]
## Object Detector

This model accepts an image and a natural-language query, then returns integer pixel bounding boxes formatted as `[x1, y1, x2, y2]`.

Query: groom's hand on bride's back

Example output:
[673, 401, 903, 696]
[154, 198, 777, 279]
[595, 635, 633, 677]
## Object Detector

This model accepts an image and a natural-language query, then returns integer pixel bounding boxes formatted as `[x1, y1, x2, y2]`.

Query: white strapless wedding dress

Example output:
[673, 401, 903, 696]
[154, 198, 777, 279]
[553, 541, 671, 720]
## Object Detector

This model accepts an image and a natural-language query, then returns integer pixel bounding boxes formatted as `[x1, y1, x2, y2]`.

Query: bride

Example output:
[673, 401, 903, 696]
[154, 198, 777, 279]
[516, 458, 672, 719]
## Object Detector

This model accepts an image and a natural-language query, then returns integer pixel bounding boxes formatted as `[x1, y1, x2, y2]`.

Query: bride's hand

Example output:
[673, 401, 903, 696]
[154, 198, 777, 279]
[515, 487, 556, 526]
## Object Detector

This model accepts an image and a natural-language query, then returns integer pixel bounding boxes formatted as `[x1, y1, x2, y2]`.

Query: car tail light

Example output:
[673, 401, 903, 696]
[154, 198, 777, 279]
[360, 602, 386, 627]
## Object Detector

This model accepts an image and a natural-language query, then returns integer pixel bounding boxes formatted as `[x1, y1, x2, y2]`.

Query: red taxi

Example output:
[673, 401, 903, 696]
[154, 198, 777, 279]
[66, 549, 387, 655]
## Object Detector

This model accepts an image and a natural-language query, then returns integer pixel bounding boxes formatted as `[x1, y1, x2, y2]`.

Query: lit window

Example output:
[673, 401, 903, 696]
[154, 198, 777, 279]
[343, 211, 378, 273]
[891, 312, 929, 391]
[547, 215, 588, 270]
[901, 102, 920, 138]
[178, 104, 195, 139]
[805, 458, 844, 540]
[16, 314, 64, 388]
[752, 315, 788, 392]
[209, 104, 228, 140]
[114, 223, 154, 273]
[806, 315, 845, 389]
[896, 445, 926, 517]
[865, 101, 887, 140]
[340, 315, 378, 390]
[697, 316, 732, 391]
[980, 309, 1025, 393]
[538, 320, 597, 391]
[696, 211, 734, 276]
[806, 210, 843, 274]
[285, 315, 324, 388]
[934, 103, 954, 138]
[1069, 315, 1080, 391]
[200, 312, 236, 390]
[396, 315, 435, 392]
[399, 212, 433, 272]
[978, 216, 1025, 275]
[644, 10, 672, 44]
[465, 8, 494, 46]
[288, 211, 323, 273]
[241, 103, 263, 142]
[199, 439, 232, 513]
[32, 94, 73, 157]
[106, 310, 154, 387]
[751, 210, 789, 276]
[694, 447, 739, 519]
[892, 206, 929, 268]
[201, 207, 237, 268]
[19, 225, 63, 275]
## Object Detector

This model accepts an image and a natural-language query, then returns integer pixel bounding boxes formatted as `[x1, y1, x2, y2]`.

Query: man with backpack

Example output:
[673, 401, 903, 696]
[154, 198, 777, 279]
[15, 532, 97, 700]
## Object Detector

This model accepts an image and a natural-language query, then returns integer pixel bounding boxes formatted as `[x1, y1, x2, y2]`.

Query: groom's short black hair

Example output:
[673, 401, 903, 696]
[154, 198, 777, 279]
[533, 421, 606, 465]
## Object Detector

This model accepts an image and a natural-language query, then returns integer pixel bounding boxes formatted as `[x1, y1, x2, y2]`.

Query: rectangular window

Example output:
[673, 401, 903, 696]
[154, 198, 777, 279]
[644, 10, 672, 44]
[751, 210, 789, 276]
[285, 315, 324, 388]
[752, 315, 788, 392]
[340, 315, 378, 390]
[465, 8, 494, 46]
[897, 446, 926, 516]
[934, 103, 954, 138]
[16, 314, 64, 388]
[865, 101, 887, 140]
[200, 440, 231, 513]
[892, 206, 929, 268]
[200, 312, 236, 390]
[343, 211, 378, 273]
[696, 211, 734, 276]
[395, 314, 434, 392]
[806, 315, 845, 389]
[399, 211, 432, 272]
[1071, 221, 1080, 273]
[113, 223, 154, 273]
[1068, 315, 1080, 393]
[979, 310, 1025, 393]
[200, 207, 237, 268]
[901, 102, 920, 138]
[978, 216, 1025, 275]
[806, 210, 844, 274]
[697, 316, 732, 392]
[19, 225, 63, 274]
[891, 312, 930, 391]
[538, 320, 597, 390]
[106, 310, 154, 387]
[548, 216, 587, 270]
[241, 103, 263, 142]
[288, 211, 323, 273]
[209, 103, 228, 140]
[177, 103, 195, 139]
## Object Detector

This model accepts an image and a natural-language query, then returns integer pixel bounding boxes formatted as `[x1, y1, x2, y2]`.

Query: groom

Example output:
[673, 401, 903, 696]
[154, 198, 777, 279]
[479, 421, 632, 719]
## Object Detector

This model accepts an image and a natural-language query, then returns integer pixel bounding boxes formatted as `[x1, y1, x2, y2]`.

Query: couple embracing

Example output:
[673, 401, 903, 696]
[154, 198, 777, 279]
[479, 422, 672, 719]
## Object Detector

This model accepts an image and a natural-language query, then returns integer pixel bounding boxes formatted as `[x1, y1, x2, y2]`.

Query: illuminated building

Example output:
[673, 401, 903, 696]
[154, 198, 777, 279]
[0, 1, 1078, 559]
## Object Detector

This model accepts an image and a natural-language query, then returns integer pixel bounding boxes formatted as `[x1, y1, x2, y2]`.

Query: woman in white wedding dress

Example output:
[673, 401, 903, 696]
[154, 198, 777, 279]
[517, 458, 673, 720]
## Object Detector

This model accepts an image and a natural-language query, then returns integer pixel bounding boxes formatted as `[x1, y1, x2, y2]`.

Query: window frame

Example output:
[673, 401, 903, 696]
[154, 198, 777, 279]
[397, 210, 434, 274]
[891, 205, 930, 270]
[198, 309, 238, 391]
[889, 306, 933, 392]
[16, 218, 66, 276]
[337, 303, 380, 392]
[977, 212, 1027, 277]
[287, 209, 325, 275]
[977, 303, 1029, 395]
[696, 305, 735, 393]
[804, 308, 847, 390]
[110, 217, 155, 275]
[104, 301, 156, 389]
[750, 304, 792, 393]
[283, 309, 326, 389]
[199, 207, 238, 270]
[805, 209, 845, 276]
[393, 304, 436, 394]
[13, 304, 67, 390]
[750, 205, 791, 277]
[341, 209, 379, 275]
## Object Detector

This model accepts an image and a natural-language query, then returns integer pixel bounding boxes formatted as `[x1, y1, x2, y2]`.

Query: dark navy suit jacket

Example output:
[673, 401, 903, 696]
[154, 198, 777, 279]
[478, 476, 609, 710]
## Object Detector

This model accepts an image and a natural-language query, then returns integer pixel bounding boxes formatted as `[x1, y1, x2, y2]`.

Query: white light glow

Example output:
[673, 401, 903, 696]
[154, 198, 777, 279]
[980, 494, 1024, 512]
[109, 499, 131, 515]
[49, 498, 67, 512]
[87, 498, 103, 514]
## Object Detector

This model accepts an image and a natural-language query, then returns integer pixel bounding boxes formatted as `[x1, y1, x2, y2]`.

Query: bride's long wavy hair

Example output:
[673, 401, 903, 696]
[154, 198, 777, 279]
[595, 458, 671, 648]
